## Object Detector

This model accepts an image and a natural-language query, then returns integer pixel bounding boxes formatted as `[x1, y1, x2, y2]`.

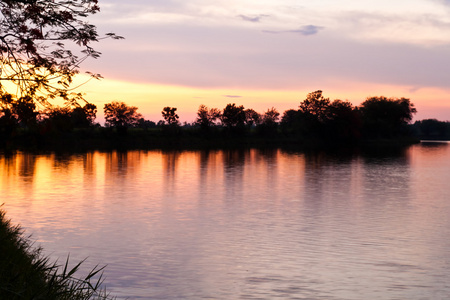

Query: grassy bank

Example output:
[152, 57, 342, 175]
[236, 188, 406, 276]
[0, 208, 115, 300]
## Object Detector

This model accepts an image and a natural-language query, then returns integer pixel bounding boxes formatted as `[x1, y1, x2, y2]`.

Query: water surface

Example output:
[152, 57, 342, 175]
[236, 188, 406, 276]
[2, 143, 450, 299]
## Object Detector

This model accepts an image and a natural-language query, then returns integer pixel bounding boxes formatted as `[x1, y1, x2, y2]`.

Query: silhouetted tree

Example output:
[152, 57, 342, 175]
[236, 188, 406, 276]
[162, 107, 180, 126]
[280, 109, 301, 130]
[261, 107, 280, 125]
[325, 100, 361, 141]
[0, 93, 18, 137]
[13, 97, 38, 128]
[136, 118, 156, 129]
[221, 103, 246, 128]
[38, 103, 97, 135]
[413, 119, 450, 139]
[195, 105, 221, 130]
[244, 109, 261, 126]
[360, 96, 417, 138]
[0, 0, 122, 108]
[71, 103, 97, 128]
[45, 107, 72, 132]
[295, 90, 332, 138]
[299, 90, 331, 122]
[104, 101, 141, 132]
[0, 92, 38, 130]
[258, 107, 280, 135]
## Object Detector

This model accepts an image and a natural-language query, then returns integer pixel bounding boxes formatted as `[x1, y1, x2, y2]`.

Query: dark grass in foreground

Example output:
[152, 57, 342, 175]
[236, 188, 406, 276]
[0, 207, 115, 300]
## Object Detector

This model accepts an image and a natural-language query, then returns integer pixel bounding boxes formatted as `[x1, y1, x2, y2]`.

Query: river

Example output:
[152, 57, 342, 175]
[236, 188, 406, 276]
[1, 142, 450, 299]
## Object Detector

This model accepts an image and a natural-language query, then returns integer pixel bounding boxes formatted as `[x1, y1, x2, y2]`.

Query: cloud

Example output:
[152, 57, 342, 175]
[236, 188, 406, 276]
[263, 25, 324, 36]
[86, 7, 450, 93]
[238, 14, 269, 23]
[290, 25, 325, 35]
[336, 10, 450, 45]
[224, 95, 242, 98]
[435, 0, 450, 5]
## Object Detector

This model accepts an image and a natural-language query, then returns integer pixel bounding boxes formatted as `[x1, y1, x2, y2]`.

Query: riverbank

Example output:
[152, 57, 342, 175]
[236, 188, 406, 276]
[0, 208, 114, 300]
[0, 127, 421, 152]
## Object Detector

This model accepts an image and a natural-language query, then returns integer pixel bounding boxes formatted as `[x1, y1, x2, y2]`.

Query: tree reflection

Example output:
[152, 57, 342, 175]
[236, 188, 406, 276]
[18, 153, 37, 180]
[199, 150, 217, 187]
[52, 153, 74, 172]
[420, 141, 450, 153]
[301, 151, 357, 218]
[360, 148, 411, 208]
[82, 152, 95, 176]
[253, 149, 279, 194]
[223, 149, 248, 171]
[105, 151, 142, 177]
[106, 151, 128, 176]
[222, 149, 248, 202]
[162, 151, 181, 185]
[0, 153, 16, 178]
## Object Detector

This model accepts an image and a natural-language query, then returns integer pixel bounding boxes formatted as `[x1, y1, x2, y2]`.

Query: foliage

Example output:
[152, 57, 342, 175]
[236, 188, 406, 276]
[325, 99, 361, 141]
[0, 0, 122, 107]
[161, 106, 180, 126]
[256, 107, 280, 136]
[136, 118, 156, 129]
[299, 90, 330, 122]
[104, 101, 141, 129]
[261, 107, 280, 125]
[280, 109, 302, 129]
[0, 91, 38, 128]
[71, 103, 97, 128]
[221, 103, 246, 128]
[195, 104, 221, 130]
[38, 103, 97, 135]
[360, 96, 417, 138]
[244, 108, 261, 126]
[43, 107, 74, 133]
[0, 90, 425, 149]
[413, 119, 450, 139]
[0, 207, 115, 300]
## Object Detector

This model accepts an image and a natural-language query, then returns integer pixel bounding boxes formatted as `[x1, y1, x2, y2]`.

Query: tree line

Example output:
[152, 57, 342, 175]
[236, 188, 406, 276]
[102, 90, 419, 143]
[1, 89, 428, 148]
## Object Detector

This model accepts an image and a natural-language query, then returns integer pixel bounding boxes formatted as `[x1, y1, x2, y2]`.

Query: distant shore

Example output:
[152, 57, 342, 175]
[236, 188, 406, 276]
[0, 127, 423, 153]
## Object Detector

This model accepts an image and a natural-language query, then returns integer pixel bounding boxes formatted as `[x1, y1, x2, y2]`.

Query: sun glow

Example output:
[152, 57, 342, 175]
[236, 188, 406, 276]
[75, 74, 450, 123]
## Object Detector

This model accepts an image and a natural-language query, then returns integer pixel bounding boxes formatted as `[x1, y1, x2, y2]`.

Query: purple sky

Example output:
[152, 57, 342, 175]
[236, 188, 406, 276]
[79, 0, 450, 121]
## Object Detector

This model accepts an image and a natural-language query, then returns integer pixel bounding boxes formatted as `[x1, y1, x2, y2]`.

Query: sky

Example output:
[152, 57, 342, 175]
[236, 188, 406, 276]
[77, 0, 450, 122]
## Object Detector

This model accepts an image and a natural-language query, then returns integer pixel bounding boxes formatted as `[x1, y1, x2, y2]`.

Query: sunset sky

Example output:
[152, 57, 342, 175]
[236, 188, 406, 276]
[79, 0, 450, 122]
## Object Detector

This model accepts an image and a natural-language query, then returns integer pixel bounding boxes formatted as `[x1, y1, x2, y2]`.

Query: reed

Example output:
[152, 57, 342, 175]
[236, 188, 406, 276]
[0, 207, 115, 300]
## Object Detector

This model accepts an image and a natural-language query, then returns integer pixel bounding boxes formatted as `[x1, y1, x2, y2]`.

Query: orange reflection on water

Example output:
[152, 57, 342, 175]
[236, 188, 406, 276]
[3, 145, 450, 299]
[1, 149, 308, 224]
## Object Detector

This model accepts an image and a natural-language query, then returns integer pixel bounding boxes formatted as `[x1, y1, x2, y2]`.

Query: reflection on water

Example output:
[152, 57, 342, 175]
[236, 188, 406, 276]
[2, 144, 450, 299]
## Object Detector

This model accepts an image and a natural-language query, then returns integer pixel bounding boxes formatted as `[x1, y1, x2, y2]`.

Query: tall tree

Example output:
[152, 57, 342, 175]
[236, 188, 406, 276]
[244, 108, 260, 126]
[104, 101, 141, 129]
[299, 90, 331, 122]
[261, 107, 280, 125]
[360, 96, 417, 138]
[221, 103, 246, 128]
[0, 0, 122, 108]
[161, 106, 179, 126]
[195, 104, 221, 130]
